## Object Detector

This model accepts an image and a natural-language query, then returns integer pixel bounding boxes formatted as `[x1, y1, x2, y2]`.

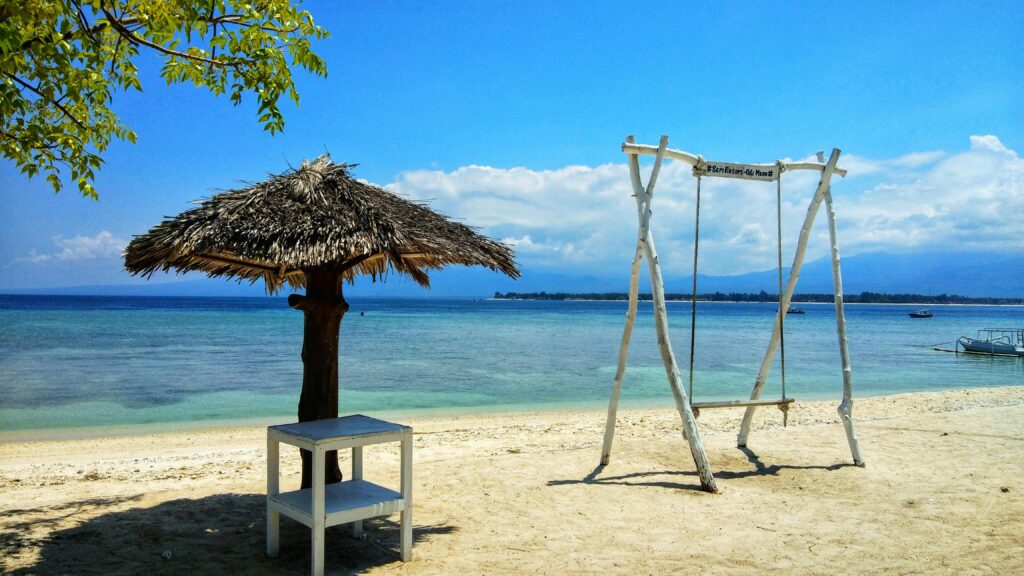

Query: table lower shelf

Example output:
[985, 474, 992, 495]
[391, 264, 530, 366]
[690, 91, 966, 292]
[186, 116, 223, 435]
[269, 480, 404, 528]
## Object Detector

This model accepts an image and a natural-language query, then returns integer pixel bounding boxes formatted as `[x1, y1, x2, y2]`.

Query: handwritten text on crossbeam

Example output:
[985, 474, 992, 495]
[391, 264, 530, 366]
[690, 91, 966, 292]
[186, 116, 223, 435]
[701, 161, 778, 181]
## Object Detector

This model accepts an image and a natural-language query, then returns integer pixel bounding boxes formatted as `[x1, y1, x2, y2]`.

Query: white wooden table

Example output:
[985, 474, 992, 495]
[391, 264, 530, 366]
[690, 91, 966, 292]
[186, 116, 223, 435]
[266, 415, 412, 575]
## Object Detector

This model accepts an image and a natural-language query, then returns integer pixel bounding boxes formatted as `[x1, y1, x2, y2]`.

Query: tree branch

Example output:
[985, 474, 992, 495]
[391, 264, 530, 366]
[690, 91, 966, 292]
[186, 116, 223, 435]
[109, 33, 122, 77]
[205, 14, 301, 33]
[208, 0, 217, 68]
[101, 9, 241, 68]
[3, 74, 88, 131]
[0, 128, 59, 150]
[71, 0, 100, 46]
[17, 15, 135, 51]
[287, 293, 313, 311]
[15, 11, 298, 55]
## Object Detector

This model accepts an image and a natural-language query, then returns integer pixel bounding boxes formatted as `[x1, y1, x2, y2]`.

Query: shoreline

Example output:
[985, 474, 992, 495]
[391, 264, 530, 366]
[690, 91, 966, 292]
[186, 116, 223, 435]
[2, 385, 1022, 574]
[4, 383, 1023, 443]
[4, 293, 1024, 307]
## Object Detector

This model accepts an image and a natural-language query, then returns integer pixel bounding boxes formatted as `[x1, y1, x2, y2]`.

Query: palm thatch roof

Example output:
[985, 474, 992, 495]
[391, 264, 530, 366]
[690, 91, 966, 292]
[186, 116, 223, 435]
[124, 155, 519, 293]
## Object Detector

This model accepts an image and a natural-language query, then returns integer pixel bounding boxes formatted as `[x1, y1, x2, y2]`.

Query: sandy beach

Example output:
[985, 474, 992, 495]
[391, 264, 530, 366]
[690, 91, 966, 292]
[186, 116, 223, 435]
[2, 386, 1022, 575]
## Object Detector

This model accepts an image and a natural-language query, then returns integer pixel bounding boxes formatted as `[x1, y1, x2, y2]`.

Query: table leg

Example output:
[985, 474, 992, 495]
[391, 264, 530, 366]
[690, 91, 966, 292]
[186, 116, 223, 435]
[266, 434, 280, 558]
[312, 446, 325, 576]
[352, 445, 363, 537]
[400, 431, 412, 561]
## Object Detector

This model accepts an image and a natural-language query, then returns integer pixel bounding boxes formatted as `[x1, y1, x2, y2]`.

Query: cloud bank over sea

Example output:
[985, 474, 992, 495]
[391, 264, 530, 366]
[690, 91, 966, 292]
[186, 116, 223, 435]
[5, 136, 1021, 291]
[386, 135, 1022, 276]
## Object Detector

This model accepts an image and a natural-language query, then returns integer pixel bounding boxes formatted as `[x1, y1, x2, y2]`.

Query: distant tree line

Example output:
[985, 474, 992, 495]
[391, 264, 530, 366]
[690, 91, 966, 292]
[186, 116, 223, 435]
[493, 290, 1024, 305]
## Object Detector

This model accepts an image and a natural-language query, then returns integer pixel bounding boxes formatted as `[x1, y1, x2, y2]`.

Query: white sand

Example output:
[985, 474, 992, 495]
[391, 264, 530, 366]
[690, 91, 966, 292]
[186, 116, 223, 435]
[2, 386, 1023, 574]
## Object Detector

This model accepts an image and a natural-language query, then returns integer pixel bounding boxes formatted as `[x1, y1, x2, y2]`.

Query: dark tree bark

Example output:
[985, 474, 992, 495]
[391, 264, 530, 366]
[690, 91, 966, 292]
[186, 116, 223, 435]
[289, 266, 348, 489]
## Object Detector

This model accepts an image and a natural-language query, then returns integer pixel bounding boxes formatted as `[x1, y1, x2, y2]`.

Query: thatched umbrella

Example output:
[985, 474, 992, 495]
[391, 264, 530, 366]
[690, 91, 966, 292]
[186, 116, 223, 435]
[125, 155, 519, 487]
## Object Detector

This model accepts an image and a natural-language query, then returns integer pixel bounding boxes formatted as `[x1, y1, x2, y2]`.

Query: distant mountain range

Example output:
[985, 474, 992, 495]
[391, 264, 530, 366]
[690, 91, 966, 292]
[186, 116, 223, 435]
[3, 251, 1023, 298]
[676, 251, 1024, 297]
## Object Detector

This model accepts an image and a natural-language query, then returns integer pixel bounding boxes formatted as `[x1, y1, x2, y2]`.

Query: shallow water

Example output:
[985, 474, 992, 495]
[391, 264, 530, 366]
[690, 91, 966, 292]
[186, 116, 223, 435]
[1, 295, 1022, 433]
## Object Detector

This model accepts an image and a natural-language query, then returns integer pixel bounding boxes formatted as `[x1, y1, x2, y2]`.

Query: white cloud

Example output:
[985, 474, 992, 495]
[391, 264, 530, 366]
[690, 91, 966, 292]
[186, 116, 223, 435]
[501, 235, 565, 253]
[889, 150, 947, 168]
[13, 231, 126, 265]
[841, 135, 1023, 254]
[970, 135, 1009, 153]
[839, 150, 945, 176]
[387, 135, 1021, 277]
[387, 164, 630, 229]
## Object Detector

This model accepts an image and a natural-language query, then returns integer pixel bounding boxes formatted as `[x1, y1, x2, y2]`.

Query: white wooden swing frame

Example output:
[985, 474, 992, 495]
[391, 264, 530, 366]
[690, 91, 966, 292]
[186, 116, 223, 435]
[600, 135, 865, 493]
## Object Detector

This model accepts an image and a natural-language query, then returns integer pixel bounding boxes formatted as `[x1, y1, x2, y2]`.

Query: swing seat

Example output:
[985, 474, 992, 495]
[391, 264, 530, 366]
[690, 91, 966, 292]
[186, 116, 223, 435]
[691, 397, 794, 418]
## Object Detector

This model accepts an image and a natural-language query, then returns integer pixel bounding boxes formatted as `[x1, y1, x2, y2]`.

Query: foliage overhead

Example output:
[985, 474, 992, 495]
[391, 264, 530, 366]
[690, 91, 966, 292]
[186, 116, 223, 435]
[0, 0, 328, 198]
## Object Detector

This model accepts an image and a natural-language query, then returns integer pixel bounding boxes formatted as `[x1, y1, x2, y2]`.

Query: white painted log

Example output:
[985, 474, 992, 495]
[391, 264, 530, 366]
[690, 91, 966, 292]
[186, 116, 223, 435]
[641, 214, 718, 492]
[692, 398, 795, 410]
[598, 238, 644, 464]
[818, 152, 865, 467]
[782, 161, 848, 175]
[351, 445, 364, 537]
[600, 135, 649, 466]
[621, 141, 704, 166]
[621, 142, 848, 177]
[631, 136, 718, 493]
[266, 434, 280, 558]
[312, 446, 325, 576]
[400, 430, 413, 561]
[737, 149, 841, 447]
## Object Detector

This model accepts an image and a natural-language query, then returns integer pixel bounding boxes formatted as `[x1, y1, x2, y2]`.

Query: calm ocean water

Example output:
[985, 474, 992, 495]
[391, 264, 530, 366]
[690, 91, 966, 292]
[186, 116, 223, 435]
[1, 295, 1022, 434]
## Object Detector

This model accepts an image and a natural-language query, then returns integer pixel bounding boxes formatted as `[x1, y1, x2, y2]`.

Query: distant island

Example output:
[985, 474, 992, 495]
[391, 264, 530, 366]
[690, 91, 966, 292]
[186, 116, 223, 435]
[493, 291, 1024, 305]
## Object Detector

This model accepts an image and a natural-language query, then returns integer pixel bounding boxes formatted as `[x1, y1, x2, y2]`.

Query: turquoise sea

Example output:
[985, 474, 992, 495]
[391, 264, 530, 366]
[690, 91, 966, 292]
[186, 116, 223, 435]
[1, 295, 1022, 436]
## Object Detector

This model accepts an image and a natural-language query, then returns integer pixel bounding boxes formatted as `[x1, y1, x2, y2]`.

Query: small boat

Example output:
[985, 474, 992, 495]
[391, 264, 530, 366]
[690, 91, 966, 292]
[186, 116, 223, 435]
[908, 310, 933, 318]
[786, 308, 805, 315]
[957, 328, 1024, 356]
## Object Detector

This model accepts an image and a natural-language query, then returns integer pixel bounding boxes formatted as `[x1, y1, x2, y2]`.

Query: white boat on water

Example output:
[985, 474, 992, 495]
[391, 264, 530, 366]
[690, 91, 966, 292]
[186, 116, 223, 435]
[957, 328, 1024, 356]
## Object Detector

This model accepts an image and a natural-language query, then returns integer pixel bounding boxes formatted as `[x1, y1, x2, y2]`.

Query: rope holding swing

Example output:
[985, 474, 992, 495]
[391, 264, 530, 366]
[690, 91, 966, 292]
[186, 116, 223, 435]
[776, 162, 789, 427]
[687, 161, 792, 426]
[688, 173, 701, 401]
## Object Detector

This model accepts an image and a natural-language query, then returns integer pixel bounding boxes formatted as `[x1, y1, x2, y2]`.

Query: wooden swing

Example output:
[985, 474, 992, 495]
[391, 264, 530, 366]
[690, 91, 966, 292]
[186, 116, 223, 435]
[686, 163, 794, 423]
[600, 136, 865, 494]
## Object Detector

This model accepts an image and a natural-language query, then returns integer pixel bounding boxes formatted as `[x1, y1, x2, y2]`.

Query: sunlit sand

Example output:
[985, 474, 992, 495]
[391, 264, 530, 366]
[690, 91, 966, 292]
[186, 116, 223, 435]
[2, 386, 1022, 574]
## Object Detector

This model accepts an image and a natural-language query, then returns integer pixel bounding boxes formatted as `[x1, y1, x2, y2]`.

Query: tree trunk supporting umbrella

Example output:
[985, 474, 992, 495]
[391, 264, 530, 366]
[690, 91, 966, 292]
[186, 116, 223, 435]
[289, 266, 347, 488]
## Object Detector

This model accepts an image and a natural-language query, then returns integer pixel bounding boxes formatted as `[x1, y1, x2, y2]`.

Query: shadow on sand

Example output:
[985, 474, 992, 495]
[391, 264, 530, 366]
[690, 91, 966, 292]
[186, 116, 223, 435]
[4, 493, 455, 575]
[547, 447, 856, 491]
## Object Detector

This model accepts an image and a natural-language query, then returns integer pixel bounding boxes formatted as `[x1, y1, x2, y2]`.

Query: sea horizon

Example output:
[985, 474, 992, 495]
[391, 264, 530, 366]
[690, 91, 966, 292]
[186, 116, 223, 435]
[5, 291, 1024, 304]
[2, 294, 1022, 441]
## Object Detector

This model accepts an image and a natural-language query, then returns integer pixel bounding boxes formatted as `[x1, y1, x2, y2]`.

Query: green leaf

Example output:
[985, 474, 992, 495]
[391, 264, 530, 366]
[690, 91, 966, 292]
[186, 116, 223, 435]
[0, 0, 329, 199]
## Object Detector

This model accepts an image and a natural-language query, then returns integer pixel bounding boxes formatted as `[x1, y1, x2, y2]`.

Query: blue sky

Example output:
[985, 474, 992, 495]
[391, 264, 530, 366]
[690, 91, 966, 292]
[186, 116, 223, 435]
[1, 1, 1022, 291]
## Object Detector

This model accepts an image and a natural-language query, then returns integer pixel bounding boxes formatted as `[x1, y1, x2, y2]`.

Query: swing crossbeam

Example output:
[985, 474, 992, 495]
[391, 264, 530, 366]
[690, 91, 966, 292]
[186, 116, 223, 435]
[620, 142, 849, 177]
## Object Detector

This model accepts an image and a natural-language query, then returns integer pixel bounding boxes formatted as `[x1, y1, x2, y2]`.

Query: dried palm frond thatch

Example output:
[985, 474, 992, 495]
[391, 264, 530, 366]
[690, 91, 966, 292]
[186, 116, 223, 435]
[124, 154, 519, 292]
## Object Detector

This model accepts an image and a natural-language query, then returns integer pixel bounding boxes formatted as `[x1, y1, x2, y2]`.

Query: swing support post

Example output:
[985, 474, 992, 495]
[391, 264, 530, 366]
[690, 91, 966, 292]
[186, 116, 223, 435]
[818, 151, 865, 466]
[601, 135, 718, 493]
[737, 149, 840, 447]
[601, 136, 660, 465]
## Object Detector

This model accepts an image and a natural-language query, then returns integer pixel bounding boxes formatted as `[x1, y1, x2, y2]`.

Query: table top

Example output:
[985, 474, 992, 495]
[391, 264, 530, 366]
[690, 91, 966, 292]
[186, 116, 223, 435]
[269, 414, 410, 442]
